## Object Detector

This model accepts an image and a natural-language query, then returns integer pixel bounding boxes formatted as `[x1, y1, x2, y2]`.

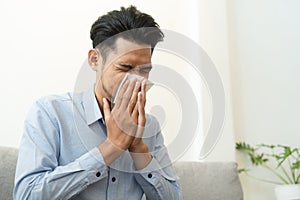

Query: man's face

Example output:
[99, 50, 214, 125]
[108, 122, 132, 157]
[94, 37, 152, 103]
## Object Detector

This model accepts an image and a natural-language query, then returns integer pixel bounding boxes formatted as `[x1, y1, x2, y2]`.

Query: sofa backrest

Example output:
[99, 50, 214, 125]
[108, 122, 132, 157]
[173, 161, 243, 200]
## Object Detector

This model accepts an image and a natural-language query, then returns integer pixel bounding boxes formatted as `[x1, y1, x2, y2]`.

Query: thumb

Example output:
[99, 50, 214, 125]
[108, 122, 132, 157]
[102, 98, 111, 120]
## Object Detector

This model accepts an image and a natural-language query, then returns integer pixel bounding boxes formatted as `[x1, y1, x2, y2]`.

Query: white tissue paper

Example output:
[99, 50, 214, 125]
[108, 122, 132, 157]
[111, 73, 154, 108]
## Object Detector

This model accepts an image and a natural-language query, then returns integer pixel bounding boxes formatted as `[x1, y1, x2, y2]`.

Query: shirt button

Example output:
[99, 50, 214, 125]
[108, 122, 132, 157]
[96, 172, 101, 177]
[148, 173, 152, 178]
[112, 177, 116, 182]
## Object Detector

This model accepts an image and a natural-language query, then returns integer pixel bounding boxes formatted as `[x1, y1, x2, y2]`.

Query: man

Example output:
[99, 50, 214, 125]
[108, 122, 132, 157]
[14, 6, 182, 200]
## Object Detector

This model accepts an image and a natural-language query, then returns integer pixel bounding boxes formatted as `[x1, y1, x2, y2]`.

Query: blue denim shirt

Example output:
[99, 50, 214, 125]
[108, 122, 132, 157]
[14, 86, 182, 200]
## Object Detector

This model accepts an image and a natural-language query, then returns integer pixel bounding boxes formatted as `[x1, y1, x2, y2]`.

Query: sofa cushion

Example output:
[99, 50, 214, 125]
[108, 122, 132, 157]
[0, 146, 243, 200]
[0, 146, 18, 200]
[174, 161, 243, 200]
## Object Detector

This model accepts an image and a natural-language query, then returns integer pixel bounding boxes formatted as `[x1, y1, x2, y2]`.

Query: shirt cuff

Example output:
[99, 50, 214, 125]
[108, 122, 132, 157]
[134, 157, 176, 187]
[78, 147, 108, 184]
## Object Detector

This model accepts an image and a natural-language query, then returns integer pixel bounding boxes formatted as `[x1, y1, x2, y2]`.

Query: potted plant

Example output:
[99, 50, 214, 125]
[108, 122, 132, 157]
[236, 142, 300, 200]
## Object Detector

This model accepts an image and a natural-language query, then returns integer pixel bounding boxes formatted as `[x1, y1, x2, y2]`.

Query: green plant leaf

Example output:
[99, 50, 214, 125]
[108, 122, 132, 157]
[238, 168, 248, 174]
[236, 141, 299, 185]
[250, 153, 268, 166]
[276, 146, 295, 167]
[275, 155, 282, 161]
[292, 161, 300, 170]
[260, 144, 275, 149]
[236, 142, 255, 153]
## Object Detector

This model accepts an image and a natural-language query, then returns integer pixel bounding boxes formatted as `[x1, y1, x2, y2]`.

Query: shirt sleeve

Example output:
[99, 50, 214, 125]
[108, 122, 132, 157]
[13, 100, 108, 200]
[133, 116, 183, 200]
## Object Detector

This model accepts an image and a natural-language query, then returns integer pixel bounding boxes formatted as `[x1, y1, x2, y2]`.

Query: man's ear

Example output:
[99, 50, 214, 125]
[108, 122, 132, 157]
[88, 49, 102, 71]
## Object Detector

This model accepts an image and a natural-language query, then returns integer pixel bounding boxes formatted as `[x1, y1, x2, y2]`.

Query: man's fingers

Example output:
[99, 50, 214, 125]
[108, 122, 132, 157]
[131, 101, 139, 124]
[138, 92, 145, 112]
[103, 98, 111, 120]
[141, 79, 146, 105]
[120, 79, 136, 110]
[114, 80, 129, 109]
[135, 125, 144, 139]
[137, 92, 146, 127]
[128, 81, 141, 114]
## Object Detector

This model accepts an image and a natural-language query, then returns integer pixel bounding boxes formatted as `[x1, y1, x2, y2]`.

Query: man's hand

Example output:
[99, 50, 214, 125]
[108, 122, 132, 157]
[128, 79, 152, 170]
[129, 79, 148, 153]
[98, 79, 141, 165]
[98, 78, 151, 167]
[103, 79, 141, 150]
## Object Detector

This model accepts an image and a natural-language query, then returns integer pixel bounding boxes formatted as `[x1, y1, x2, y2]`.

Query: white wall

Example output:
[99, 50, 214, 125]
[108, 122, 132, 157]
[0, 0, 236, 161]
[197, 0, 236, 162]
[228, 0, 300, 199]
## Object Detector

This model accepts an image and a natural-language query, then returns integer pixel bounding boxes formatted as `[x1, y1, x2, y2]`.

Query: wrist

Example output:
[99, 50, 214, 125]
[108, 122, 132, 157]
[129, 142, 149, 153]
[98, 139, 124, 165]
[107, 135, 132, 150]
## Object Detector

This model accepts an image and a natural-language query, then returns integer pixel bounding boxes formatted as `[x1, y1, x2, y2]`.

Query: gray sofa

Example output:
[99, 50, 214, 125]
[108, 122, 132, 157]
[0, 146, 243, 200]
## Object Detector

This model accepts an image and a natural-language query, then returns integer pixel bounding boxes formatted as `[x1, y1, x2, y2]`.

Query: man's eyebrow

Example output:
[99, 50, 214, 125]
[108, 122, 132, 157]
[139, 64, 152, 69]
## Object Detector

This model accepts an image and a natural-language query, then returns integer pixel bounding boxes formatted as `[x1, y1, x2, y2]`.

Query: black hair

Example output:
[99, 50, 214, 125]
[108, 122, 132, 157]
[90, 6, 164, 62]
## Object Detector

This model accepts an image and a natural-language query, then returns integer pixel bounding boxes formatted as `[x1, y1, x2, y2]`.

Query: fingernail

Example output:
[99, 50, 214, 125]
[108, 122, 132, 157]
[135, 81, 140, 88]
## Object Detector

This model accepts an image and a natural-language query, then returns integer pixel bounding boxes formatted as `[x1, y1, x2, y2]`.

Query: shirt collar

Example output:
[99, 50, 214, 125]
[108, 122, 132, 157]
[82, 85, 104, 125]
